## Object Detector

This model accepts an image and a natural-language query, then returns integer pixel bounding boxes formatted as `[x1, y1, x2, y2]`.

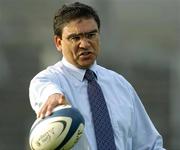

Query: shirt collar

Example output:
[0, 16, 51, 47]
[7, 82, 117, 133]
[61, 57, 97, 82]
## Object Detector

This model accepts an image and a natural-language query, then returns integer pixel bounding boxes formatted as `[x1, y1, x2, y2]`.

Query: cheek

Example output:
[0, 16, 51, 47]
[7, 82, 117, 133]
[93, 40, 100, 52]
[62, 44, 78, 57]
[61, 41, 72, 52]
[72, 45, 79, 53]
[69, 46, 79, 58]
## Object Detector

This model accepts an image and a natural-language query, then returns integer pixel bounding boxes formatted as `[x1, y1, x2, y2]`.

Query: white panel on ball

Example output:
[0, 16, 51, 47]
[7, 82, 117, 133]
[29, 105, 85, 150]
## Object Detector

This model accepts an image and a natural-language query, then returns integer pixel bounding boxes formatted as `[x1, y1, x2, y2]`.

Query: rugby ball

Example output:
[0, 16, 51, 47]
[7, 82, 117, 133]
[29, 105, 85, 150]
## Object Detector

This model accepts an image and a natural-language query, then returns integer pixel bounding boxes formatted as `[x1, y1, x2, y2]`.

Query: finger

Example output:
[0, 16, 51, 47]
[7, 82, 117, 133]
[57, 94, 69, 105]
[44, 95, 61, 117]
[45, 104, 57, 117]
[37, 93, 68, 118]
[37, 94, 58, 118]
[37, 104, 48, 119]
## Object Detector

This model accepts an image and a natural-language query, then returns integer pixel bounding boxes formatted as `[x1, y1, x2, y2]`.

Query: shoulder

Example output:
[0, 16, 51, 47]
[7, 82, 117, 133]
[96, 65, 131, 85]
[96, 64, 136, 99]
[96, 65, 136, 98]
[31, 61, 64, 82]
[96, 64, 136, 94]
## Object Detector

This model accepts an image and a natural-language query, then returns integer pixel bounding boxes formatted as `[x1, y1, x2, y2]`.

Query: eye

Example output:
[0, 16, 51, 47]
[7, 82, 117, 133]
[85, 33, 97, 39]
[70, 36, 80, 42]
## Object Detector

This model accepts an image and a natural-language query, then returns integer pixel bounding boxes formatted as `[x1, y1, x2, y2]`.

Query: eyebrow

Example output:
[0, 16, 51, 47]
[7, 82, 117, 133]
[66, 29, 98, 40]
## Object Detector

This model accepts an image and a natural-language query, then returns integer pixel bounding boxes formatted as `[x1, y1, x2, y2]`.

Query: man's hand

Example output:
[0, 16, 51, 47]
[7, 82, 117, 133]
[37, 93, 69, 119]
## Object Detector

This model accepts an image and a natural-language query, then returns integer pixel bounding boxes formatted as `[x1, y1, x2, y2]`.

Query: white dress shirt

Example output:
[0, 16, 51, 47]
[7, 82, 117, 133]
[29, 57, 165, 150]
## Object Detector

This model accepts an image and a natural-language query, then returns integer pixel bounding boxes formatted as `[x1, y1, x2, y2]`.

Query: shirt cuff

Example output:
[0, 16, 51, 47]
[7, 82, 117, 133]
[31, 84, 63, 113]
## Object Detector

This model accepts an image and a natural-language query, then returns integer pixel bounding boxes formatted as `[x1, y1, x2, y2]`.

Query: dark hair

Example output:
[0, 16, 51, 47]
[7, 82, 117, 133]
[53, 2, 100, 37]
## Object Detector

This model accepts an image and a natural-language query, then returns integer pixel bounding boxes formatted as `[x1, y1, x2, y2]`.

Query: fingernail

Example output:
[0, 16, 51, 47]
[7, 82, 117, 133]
[36, 113, 41, 118]
[40, 114, 44, 119]
[45, 111, 51, 117]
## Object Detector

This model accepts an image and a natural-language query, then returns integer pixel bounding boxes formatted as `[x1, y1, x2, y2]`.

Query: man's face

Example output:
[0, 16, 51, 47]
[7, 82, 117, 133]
[54, 18, 100, 69]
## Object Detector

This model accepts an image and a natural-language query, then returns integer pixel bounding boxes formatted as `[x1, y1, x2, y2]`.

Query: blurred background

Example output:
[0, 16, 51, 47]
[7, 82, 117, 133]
[0, 0, 179, 149]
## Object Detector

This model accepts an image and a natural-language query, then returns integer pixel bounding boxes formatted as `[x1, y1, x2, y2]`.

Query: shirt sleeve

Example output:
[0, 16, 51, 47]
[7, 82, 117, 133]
[29, 70, 63, 114]
[129, 85, 166, 150]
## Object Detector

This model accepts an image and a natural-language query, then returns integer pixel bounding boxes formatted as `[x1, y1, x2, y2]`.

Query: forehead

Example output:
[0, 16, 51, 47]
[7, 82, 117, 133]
[62, 18, 98, 36]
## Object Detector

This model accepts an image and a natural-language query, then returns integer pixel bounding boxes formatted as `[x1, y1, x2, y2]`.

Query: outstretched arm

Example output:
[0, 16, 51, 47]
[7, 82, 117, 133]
[29, 71, 69, 118]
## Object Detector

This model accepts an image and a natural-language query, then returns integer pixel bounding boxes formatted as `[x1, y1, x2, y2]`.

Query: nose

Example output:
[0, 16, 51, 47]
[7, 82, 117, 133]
[79, 38, 90, 49]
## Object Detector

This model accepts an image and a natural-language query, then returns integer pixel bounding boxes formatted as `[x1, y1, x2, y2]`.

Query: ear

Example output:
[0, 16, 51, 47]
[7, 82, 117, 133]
[54, 35, 62, 52]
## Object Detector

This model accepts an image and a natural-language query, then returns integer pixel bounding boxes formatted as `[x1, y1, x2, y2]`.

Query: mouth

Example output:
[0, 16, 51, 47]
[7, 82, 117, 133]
[80, 51, 91, 55]
[79, 51, 93, 58]
[77, 51, 96, 68]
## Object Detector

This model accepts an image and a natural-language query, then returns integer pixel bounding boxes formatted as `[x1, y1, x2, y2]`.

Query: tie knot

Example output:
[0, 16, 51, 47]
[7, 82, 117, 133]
[84, 69, 96, 82]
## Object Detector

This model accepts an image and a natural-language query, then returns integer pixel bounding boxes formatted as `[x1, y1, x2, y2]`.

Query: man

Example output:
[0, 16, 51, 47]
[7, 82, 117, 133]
[29, 2, 166, 150]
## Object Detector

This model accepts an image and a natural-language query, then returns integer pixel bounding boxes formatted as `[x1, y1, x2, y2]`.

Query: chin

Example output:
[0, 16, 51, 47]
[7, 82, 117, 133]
[76, 58, 96, 69]
[78, 62, 94, 69]
[79, 65, 92, 69]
